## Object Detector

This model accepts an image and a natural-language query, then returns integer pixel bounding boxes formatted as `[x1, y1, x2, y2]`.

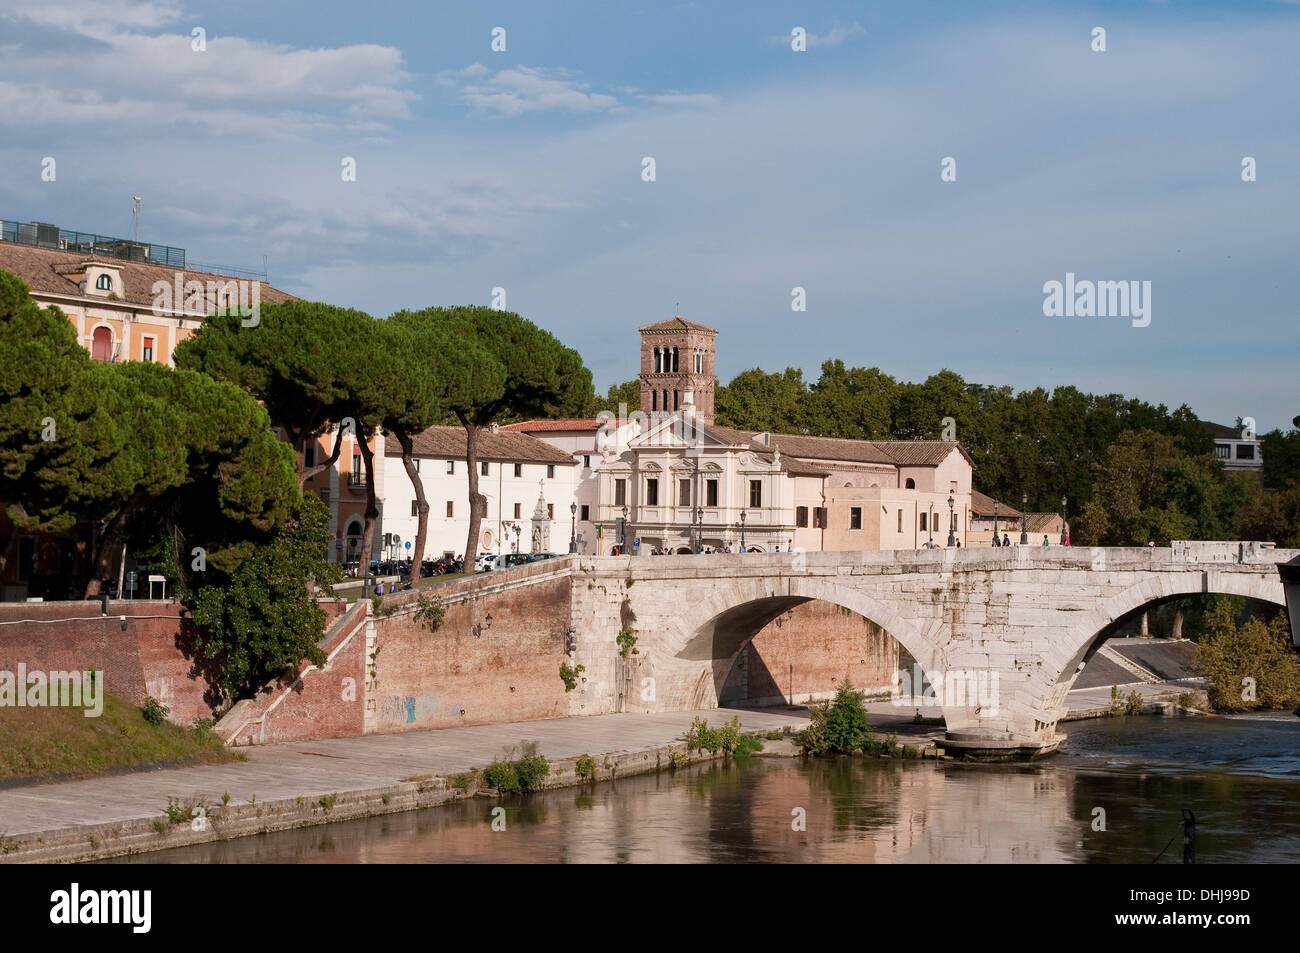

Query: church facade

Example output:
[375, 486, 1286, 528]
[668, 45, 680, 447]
[509, 315, 976, 556]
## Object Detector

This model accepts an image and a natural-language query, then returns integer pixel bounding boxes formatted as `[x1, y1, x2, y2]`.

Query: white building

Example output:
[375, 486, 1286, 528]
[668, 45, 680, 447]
[380, 425, 579, 560]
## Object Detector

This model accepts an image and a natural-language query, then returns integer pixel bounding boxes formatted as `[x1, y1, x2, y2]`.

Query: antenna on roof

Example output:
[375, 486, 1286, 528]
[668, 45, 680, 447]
[675, 301, 679, 316]
[131, 196, 142, 242]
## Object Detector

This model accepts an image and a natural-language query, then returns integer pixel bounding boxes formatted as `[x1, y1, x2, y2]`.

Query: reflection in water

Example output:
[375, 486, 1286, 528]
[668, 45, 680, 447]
[110, 716, 1300, 864]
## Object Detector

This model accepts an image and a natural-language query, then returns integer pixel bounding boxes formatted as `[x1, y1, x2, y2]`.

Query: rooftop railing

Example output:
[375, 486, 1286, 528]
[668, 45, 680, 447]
[0, 219, 186, 268]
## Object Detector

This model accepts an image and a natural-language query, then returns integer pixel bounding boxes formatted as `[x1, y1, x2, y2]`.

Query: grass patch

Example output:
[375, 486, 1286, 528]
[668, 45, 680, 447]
[0, 693, 234, 783]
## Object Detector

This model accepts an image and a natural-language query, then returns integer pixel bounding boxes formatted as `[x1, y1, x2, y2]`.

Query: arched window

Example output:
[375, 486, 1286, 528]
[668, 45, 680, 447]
[91, 326, 112, 362]
[95, 274, 112, 291]
[672, 347, 679, 372]
[652, 390, 657, 411]
[654, 347, 661, 373]
[905, 478, 915, 489]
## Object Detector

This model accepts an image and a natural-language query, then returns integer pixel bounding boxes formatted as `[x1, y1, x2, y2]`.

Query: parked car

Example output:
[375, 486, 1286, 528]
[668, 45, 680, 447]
[475, 554, 499, 572]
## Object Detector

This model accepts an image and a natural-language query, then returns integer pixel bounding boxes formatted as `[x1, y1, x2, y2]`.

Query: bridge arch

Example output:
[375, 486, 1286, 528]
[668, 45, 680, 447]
[1053, 570, 1287, 693]
[653, 574, 946, 719]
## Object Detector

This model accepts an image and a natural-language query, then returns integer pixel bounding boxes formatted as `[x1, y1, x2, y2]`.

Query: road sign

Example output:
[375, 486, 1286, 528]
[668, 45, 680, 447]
[405, 541, 411, 550]
[634, 537, 641, 546]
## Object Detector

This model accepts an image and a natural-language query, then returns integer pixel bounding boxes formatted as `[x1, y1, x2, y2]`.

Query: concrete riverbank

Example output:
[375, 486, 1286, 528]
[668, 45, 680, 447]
[0, 680, 1205, 863]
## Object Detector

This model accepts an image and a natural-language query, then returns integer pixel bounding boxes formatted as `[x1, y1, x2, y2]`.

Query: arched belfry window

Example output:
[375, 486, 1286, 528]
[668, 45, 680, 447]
[672, 347, 679, 372]
[654, 347, 661, 373]
[905, 478, 915, 489]
[95, 274, 112, 291]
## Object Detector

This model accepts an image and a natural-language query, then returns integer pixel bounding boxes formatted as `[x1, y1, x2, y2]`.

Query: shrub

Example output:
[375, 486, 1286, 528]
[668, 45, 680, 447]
[1125, 689, 1144, 716]
[734, 735, 763, 757]
[559, 662, 586, 692]
[485, 742, 550, 794]
[765, 729, 784, 741]
[575, 754, 596, 779]
[798, 680, 874, 755]
[142, 697, 169, 726]
[413, 594, 445, 631]
[1195, 613, 1300, 711]
[616, 627, 639, 658]
[484, 761, 520, 793]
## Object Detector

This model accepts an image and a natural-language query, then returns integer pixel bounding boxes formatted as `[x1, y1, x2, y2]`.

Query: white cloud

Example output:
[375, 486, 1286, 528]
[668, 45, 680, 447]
[0, 0, 417, 133]
[773, 21, 867, 48]
[449, 64, 619, 117]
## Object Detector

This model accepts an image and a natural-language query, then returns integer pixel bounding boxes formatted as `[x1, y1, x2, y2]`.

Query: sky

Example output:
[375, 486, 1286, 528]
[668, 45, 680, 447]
[1, 0, 1297, 431]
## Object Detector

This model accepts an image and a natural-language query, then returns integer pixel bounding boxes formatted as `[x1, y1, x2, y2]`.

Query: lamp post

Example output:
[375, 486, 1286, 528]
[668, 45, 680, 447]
[992, 500, 999, 547]
[739, 510, 747, 552]
[928, 506, 934, 547]
[1020, 492, 1029, 545]
[569, 501, 577, 554]
[693, 506, 703, 553]
[947, 494, 955, 547]
[1060, 495, 1068, 546]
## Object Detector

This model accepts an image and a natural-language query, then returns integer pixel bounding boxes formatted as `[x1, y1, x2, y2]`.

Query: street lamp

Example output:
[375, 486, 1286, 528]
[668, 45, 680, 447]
[693, 506, 703, 553]
[1020, 492, 1029, 545]
[947, 494, 955, 547]
[1060, 495, 1068, 546]
[621, 504, 629, 551]
[569, 501, 577, 554]
[992, 500, 1000, 547]
[739, 510, 747, 552]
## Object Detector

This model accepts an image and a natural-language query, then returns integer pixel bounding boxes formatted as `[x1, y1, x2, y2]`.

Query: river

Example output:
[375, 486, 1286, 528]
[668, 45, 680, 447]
[108, 713, 1300, 864]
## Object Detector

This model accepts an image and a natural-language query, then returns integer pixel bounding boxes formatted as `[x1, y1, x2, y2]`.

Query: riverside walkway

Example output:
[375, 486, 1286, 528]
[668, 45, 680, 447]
[0, 708, 813, 842]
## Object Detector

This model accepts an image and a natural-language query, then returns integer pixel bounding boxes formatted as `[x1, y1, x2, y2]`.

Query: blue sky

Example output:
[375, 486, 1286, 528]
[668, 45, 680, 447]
[1, 0, 1297, 431]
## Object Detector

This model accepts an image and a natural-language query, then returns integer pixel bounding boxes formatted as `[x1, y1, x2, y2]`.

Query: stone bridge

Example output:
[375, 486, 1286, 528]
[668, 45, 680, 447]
[567, 542, 1296, 756]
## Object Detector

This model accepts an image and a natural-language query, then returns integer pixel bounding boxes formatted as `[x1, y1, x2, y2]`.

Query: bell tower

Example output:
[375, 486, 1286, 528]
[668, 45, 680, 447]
[638, 315, 717, 426]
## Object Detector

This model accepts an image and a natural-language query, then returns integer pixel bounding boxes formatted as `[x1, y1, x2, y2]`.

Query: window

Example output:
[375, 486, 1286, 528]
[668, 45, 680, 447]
[446, 460, 455, 474]
[1215, 444, 1231, 460]
[749, 480, 762, 508]
[706, 479, 718, 507]
[796, 506, 808, 527]
[95, 274, 112, 291]
[850, 507, 862, 529]
[920, 512, 928, 531]
[694, 350, 703, 373]
[898, 509, 904, 532]
[646, 478, 659, 506]
[1236, 444, 1255, 460]
[304, 443, 316, 469]
[581, 505, 589, 521]
[584, 455, 591, 468]
[547, 504, 554, 519]
[905, 478, 915, 489]
[351, 455, 362, 483]
[142, 337, 154, 362]
[481, 461, 489, 476]
[615, 479, 627, 506]
[411, 500, 419, 517]
[652, 390, 658, 411]
[547, 464, 555, 478]
[446, 501, 454, 517]
[813, 507, 825, 528]
[674, 390, 679, 410]
[514, 463, 522, 477]
[679, 479, 691, 506]
[514, 503, 521, 519]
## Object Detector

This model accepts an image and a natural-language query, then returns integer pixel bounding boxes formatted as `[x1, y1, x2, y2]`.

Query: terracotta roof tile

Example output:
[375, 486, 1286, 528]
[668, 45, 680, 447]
[502, 419, 603, 432]
[637, 316, 718, 334]
[384, 425, 575, 464]
[971, 489, 1021, 518]
[0, 241, 295, 311]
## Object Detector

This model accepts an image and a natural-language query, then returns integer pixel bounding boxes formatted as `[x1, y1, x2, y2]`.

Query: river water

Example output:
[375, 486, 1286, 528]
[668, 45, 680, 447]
[110, 714, 1300, 864]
